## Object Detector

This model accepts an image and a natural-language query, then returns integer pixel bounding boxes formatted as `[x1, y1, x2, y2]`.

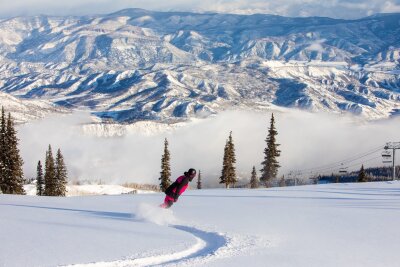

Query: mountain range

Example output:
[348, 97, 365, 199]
[0, 9, 399, 123]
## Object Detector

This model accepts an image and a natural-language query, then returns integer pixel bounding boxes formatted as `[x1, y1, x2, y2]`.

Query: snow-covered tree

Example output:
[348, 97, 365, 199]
[36, 161, 44, 196]
[159, 138, 171, 192]
[44, 145, 56, 196]
[55, 149, 68, 196]
[220, 131, 237, 188]
[261, 113, 281, 187]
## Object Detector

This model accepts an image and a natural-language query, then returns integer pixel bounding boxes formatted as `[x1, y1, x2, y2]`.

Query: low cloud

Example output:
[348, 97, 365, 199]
[17, 109, 400, 187]
[307, 39, 326, 52]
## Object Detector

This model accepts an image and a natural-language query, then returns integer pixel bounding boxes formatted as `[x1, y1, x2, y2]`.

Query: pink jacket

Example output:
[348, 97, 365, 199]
[172, 175, 189, 195]
[165, 175, 189, 200]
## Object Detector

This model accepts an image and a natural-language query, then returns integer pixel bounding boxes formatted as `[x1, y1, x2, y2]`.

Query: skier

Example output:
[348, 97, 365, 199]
[160, 168, 196, 209]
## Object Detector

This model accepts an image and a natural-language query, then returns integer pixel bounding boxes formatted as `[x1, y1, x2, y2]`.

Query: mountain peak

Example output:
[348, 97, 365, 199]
[367, 12, 400, 18]
[107, 8, 151, 17]
[0, 10, 399, 123]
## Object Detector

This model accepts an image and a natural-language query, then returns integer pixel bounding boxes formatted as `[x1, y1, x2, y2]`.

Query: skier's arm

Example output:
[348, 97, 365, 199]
[173, 177, 189, 201]
[165, 181, 177, 196]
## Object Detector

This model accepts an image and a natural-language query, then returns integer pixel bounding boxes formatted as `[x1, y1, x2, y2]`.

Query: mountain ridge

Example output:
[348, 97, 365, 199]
[0, 9, 399, 123]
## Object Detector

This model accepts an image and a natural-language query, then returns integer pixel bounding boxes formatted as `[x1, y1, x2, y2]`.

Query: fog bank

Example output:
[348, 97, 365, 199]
[18, 109, 400, 186]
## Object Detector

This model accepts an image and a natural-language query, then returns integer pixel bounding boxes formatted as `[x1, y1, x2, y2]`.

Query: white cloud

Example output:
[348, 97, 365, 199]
[382, 1, 400, 12]
[17, 109, 400, 187]
[0, 0, 399, 19]
[307, 39, 326, 52]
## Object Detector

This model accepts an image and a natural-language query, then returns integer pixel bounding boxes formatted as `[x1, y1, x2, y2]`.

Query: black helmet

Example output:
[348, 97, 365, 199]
[188, 168, 196, 175]
[185, 168, 196, 179]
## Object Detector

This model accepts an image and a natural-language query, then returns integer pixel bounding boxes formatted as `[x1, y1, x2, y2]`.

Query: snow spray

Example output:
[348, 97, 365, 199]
[134, 203, 178, 225]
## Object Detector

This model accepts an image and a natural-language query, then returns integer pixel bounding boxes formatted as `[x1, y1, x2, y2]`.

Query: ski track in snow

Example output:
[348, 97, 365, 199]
[63, 225, 227, 267]
[162, 228, 270, 267]
[62, 218, 268, 267]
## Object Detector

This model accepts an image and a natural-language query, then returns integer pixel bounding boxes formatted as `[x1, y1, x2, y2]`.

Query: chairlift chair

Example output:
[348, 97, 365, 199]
[382, 150, 392, 164]
[338, 162, 348, 174]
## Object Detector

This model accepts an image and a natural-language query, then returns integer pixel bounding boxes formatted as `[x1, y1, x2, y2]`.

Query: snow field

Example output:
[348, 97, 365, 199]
[1, 182, 400, 266]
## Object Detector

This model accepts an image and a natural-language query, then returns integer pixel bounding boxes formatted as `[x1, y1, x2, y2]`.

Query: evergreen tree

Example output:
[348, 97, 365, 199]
[36, 161, 44, 196]
[0, 107, 6, 193]
[279, 175, 286, 187]
[159, 138, 171, 192]
[219, 132, 237, 188]
[197, 170, 202, 189]
[250, 166, 259, 189]
[227, 132, 237, 187]
[1, 113, 25, 194]
[358, 165, 368, 182]
[55, 149, 68, 196]
[261, 113, 281, 187]
[44, 145, 56, 196]
[220, 141, 229, 187]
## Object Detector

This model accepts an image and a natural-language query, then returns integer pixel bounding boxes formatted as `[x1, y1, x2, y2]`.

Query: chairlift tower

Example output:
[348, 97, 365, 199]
[384, 142, 400, 181]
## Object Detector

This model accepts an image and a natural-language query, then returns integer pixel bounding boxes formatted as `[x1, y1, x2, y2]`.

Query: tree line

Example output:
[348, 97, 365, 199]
[313, 164, 397, 184]
[36, 145, 68, 196]
[159, 113, 281, 190]
[0, 107, 68, 196]
[218, 113, 281, 189]
[158, 112, 375, 190]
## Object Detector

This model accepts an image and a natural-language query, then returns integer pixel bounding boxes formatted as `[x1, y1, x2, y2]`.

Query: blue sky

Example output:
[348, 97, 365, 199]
[0, 0, 400, 19]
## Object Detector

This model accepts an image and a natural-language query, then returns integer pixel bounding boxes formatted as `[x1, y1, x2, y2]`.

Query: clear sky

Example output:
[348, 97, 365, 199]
[0, 0, 400, 19]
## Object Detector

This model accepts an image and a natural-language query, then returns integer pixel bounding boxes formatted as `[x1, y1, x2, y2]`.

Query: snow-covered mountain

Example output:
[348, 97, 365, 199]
[0, 9, 400, 123]
[0, 91, 67, 123]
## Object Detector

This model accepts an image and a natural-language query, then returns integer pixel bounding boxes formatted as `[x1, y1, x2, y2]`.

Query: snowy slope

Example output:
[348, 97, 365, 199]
[23, 184, 155, 196]
[0, 91, 68, 123]
[1, 181, 400, 267]
[0, 10, 399, 123]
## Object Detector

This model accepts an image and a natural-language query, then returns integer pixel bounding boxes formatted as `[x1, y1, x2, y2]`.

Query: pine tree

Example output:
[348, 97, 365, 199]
[279, 175, 286, 187]
[159, 138, 171, 192]
[250, 166, 259, 189]
[197, 170, 202, 189]
[220, 141, 229, 186]
[227, 132, 237, 187]
[44, 145, 56, 196]
[358, 165, 368, 182]
[55, 149, 68, 196]
[1, 113, 25, 194]
[261, 113, 281, 187]
[0, 107, 6, 193]
[36, 161, 44, 196]
[219, 132, 237, 188]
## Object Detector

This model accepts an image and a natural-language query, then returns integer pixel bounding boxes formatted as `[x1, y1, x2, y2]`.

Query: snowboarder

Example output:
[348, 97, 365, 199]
[160, 168, 196, 208]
